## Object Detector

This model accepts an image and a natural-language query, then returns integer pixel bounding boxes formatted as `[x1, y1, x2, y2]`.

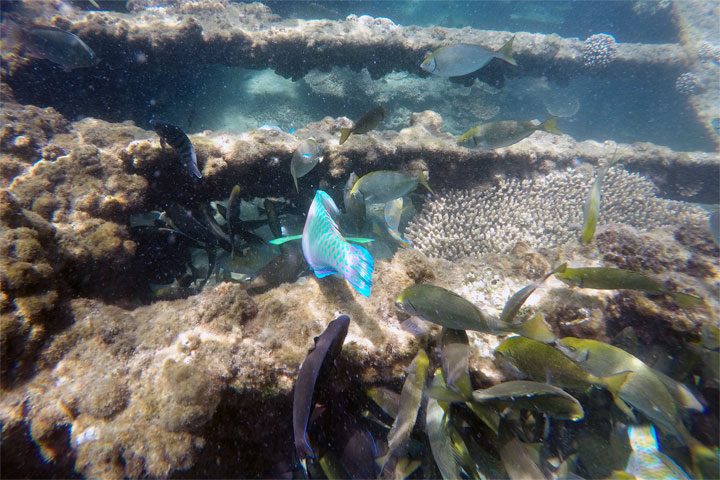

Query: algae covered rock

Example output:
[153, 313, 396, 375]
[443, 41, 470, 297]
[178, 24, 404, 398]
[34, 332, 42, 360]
[156, 360, 223, 432]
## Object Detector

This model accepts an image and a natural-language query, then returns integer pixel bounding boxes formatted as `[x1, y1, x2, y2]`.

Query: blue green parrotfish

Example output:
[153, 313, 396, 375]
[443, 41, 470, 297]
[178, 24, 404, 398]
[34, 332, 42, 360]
[270, 191, 374, 297]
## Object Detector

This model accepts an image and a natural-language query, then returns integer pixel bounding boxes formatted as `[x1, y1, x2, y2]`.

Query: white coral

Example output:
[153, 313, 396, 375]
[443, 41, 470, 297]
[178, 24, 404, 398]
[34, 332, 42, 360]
[406, 167, 706, 260]
[583, 33, 617, 68]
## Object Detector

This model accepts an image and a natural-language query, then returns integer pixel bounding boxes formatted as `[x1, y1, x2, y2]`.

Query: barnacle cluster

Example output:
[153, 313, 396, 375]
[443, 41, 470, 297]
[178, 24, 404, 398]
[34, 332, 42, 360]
[582, 33, 618, 69]
[405, 167, 707, 260]
[675, 72, 704, 95]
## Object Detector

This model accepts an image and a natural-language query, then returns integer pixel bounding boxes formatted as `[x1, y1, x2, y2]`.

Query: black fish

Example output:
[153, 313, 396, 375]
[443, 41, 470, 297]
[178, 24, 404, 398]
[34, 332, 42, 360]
[338, 424, 379, 479]
[264, 198, 283, 240]
[165, 203, 217, 246]
[293, 314, 350, 460]
[247, 249, 307, 294]
[226, 185, 241, 256]
[149, 119, 202, 178]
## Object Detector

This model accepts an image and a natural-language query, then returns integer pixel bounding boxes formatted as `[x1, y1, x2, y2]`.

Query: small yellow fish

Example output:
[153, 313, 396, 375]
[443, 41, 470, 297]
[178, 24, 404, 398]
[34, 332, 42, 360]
[582, 147, 620, 244]
[555, 265, 702, 308]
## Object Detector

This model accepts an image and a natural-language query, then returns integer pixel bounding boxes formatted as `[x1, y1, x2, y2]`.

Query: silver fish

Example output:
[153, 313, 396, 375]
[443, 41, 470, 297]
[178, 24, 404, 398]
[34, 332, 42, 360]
[421, 36, 516, 77]
[290, 138, 322, 192]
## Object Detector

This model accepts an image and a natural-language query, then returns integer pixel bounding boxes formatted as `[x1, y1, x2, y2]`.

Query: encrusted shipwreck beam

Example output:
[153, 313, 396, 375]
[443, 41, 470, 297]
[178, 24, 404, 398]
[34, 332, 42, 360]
[123, 111, 719, 203]
[23, 2, 688, 80]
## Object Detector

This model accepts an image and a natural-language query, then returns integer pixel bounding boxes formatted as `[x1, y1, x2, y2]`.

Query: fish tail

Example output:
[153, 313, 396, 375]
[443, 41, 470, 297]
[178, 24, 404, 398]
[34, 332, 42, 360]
[688, 438, 719, 479]
[339, 128, 352, 145]
[292, 172, 299, 192]
[418, 170, 435, 196]
[295, 432, 315, 461]
[517, 312, 556, 343]
[497, 34, 518, 66]
[1, 19, 25, 52]
[540, 116, 562, 135]
[670, 291, 703, 310]
[343, 243, 374, 297]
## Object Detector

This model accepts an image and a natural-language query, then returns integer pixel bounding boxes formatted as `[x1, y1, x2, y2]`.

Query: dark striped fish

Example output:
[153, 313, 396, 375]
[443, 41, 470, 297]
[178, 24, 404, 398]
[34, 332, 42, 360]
[149, 119, 202, 178]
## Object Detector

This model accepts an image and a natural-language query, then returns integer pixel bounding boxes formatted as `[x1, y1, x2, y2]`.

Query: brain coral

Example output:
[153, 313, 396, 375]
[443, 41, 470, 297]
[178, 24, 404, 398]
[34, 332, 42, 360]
[405, 166, 707, 260]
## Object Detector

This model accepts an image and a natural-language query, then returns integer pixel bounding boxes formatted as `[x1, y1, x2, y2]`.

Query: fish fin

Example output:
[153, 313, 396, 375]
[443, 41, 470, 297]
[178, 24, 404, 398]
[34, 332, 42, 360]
[269, 234, 303, 245]
[540, 116, 562, 135]
[189, 151, 202, 178]
[602, 371, 631, 397]
[467, 402, 501, 434]
[496, 34, 518, 66]
[517, 312, 556, 343]
[317, 190, 342, 220]
[613, 396, 636, 422]
[607, 145, 621, 168]
[669, 292, 703, 310]
[372, 221, 386, 237]
[292, 170, 299, 193]
[295, 432, 315, 461]
[313, 266, 338, 278]
[343, 243, 374, 297]
[339, 128, 352, 145]
[689, 440, 719, 480]
[426, 385, 466, 403]
[418, 170, 435, 196]
[1, 19, 25, 52]
[601, 371, 635, 419]
[345, 237, 375, 244]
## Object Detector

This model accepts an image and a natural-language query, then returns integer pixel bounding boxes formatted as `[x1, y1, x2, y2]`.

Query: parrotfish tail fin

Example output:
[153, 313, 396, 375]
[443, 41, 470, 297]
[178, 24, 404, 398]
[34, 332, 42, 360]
[418, 170, 435, 196]
[269, 234, 303, 245]
[517, 312, 556, 344]
[540, 116, 562, 135]
[339, 128, 352, 145]
[343, 243, 374, 297]
[497, 34, 518, 66]
[670, 292, 703, 310]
